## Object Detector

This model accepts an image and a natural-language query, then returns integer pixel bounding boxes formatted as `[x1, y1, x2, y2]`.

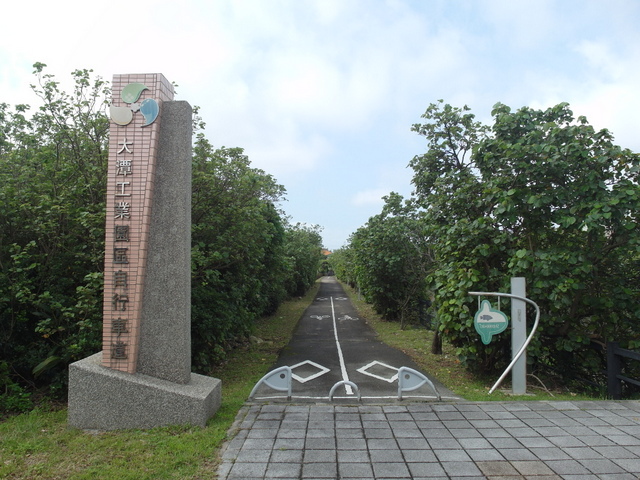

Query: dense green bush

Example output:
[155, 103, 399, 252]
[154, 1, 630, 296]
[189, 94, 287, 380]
[341, 100, 640, 390]
[410, 101, 640, 386]
[346, 193, 432, 328]
[190, 135, 323, 370]
[0, 65, 109, 403]
[0, 65, 324, 409]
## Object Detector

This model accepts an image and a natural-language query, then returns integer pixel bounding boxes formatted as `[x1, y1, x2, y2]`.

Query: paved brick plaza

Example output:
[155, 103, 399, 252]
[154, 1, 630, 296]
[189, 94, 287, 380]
[218, 400, 640, 479]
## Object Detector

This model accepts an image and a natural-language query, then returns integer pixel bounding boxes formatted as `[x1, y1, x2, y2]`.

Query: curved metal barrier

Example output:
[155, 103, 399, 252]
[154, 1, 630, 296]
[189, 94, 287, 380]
[250, 367, 445, 402]
[468, 291, 541, 394]
[249, 366, 292, 400]
[329, 380, 361, 401]
[397, 367, 441, 400]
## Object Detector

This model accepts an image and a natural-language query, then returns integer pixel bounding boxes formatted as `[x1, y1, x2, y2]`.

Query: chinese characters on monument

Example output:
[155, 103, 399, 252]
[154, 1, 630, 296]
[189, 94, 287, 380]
[102, 74, 174, 373]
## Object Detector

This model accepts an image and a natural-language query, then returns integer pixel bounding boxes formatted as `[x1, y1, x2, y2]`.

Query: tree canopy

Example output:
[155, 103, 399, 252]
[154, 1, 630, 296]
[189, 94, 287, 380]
[339, 99, 640, 391]
[336, 193, 433, 329]
[190, 134, 323, 370]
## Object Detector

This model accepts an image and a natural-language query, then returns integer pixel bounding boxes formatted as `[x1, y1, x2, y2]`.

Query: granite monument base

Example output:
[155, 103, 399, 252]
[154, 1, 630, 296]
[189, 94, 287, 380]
[68, 352, 221, 430]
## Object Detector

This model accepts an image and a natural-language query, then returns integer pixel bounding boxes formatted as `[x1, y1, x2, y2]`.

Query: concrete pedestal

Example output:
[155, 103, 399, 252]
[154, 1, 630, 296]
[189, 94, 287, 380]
[68, 353, 221, 430]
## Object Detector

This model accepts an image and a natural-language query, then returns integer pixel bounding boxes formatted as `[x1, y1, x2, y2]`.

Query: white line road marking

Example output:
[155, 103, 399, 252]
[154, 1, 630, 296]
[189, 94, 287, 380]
[331, 296, 354, 395]
[357, 361, 399, 383]
[289, 360, 331, 383]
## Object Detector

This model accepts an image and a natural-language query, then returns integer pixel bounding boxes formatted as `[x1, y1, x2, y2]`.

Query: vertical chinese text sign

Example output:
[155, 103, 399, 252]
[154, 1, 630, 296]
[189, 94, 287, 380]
[102, 74, 174, 373]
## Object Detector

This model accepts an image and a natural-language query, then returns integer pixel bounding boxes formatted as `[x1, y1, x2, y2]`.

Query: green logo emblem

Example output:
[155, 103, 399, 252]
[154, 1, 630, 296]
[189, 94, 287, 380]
[110, 83, 159, 127]
[474, 300, 509, 344]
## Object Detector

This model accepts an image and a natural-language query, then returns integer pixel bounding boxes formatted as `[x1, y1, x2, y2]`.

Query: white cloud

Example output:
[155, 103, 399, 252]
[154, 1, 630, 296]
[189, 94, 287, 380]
[481, 0, 558, 49]
[2, 0, 640, 250]
[247, 131, 331, 178]
[351, 188, 390, 207]
[571, 83, 640, 152]
[576, 41, 625, 80]
[527, 38, 640, 152]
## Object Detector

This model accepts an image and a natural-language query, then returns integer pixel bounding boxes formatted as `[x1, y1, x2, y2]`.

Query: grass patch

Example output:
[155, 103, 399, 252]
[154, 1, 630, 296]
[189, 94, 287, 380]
[339, 281, 599, 402]
[0, 282, 319, 480]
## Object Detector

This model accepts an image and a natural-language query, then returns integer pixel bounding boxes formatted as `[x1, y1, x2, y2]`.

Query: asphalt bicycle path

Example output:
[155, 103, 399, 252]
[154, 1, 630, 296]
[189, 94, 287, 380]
[221, 278, 640, 479]
[249, 276, 459, 403]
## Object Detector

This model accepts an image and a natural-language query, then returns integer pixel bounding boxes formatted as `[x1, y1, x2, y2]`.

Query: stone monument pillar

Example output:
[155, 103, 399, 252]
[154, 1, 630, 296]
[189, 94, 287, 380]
[68, 74, 221, 430]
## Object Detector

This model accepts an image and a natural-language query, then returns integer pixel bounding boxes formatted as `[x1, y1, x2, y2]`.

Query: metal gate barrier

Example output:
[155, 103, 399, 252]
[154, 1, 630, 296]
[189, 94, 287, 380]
[249, 366, 441, 402]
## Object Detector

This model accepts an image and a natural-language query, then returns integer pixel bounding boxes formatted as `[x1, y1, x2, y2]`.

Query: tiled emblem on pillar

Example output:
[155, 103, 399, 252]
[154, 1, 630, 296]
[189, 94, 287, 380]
[102, 74, 174, 372]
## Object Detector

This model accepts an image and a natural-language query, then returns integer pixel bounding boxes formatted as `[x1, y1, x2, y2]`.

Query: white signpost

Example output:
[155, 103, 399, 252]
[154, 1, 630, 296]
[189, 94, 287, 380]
[511, 277, 527, 395]
[470, 278, 540, 395]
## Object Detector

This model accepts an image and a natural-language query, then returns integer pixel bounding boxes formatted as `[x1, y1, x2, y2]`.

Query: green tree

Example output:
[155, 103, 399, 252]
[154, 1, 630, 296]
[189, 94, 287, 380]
[348, 193, 433, 329]
[189, 133, 325, 371]
[411, 100, 640, 386]
[0, 64, 110, 400]
[329, 245, 357, 288]
[282, 223, 324, 297]
[190, 134, 288, 369]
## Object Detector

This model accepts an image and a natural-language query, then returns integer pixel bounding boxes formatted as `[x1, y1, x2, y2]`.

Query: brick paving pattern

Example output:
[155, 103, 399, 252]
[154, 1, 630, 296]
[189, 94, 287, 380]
[217, 400, 640, 479]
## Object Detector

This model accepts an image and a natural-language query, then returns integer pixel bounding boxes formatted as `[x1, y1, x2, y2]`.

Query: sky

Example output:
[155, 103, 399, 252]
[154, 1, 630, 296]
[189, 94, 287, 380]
[1, 0, 639, 250]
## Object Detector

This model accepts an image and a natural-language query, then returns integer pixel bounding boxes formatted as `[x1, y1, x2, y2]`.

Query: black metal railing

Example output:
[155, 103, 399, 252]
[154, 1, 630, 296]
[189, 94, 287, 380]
[607, 341, 640, 400]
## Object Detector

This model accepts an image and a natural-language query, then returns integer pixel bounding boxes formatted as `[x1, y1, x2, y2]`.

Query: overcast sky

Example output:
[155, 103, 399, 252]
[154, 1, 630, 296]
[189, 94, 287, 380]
[2, 0, 638, 249]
